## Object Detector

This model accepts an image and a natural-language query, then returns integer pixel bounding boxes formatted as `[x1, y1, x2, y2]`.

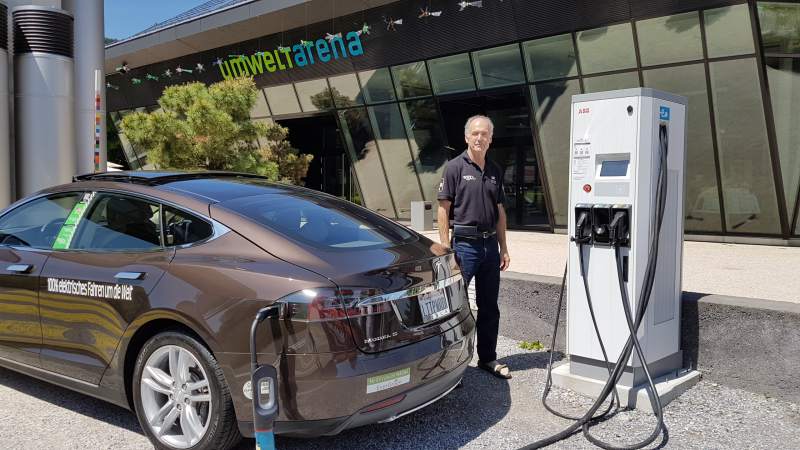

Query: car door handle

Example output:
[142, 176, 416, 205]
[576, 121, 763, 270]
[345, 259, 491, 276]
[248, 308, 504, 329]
[115, 271, 145, 280]
[6, 264, 33, 274]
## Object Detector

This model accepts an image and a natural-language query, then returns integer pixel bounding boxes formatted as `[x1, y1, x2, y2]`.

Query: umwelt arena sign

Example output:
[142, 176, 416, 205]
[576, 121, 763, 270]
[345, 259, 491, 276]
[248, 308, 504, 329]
[219, 31, 365, 79]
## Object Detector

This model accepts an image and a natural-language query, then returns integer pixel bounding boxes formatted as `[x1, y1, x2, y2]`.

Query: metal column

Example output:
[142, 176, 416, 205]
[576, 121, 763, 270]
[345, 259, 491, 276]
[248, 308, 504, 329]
[63, 0, 105, 174]
[13, 5, 75, 197]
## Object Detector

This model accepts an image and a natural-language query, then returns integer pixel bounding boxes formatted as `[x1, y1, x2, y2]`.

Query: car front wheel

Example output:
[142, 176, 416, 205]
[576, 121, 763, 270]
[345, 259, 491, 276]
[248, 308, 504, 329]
[132, 331, 241, 450]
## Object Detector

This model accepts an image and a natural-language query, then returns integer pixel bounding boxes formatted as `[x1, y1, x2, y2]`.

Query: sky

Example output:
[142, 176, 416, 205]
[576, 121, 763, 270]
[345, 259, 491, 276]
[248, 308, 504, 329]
[104, 0, 208, 41]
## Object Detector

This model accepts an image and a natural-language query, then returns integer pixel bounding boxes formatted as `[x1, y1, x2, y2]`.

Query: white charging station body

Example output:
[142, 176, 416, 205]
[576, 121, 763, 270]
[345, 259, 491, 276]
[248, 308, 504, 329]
[564, 88, 687, 390]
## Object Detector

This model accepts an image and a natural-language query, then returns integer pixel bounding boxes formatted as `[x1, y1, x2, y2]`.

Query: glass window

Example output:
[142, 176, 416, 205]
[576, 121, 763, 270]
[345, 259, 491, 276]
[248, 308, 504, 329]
[582, 71, 640, 93]
[530, 80, 581, 226]
[758, 2, 800, 55]
[765, 57, 800, 221]
[72, 194, 162, 251]
[295, 78, 332, 112]
[367, 104, 423, 219]
[428, 53, 476, 94]
[391, 62, 432, 99]
[710, 58, 781, 234]
[222, 192, 413, 250]
[704, 5, 755, 58]
[523, 33, 579, 82]
[163, 206, 213, 246]
[250, 90, 270, 118]
[576, 23, 637, 75]
[358, 68, 396, 103]
[328, 73, 363, 107]
[0, 192, 84, 248]
[644, 63, 723, 233]
[472, 44, 526, 89]
[337, 108, 396, 217]
[636, 12, 703, 66]
[399, 99, 448, 201]
[264, 84, 301, 116]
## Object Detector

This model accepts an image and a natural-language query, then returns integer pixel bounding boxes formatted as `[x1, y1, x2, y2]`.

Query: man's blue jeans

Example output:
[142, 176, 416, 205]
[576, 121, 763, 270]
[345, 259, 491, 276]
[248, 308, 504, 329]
[453, 234, 500, 363]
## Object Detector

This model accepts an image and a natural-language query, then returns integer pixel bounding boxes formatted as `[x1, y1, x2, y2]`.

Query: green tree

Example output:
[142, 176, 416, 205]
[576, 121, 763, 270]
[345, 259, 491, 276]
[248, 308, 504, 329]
[120, 77, 312, 184]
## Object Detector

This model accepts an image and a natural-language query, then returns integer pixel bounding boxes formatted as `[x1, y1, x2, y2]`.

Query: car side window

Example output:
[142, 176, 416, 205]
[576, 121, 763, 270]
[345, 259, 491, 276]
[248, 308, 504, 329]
[163, 206, 213, 246]
[0, 192, 85, 249]
[70, 193, 163, 251]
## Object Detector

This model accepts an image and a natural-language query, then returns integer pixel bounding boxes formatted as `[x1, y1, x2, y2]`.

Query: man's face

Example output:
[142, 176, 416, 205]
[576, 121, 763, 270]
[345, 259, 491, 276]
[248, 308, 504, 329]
[465, 118, 493, 154]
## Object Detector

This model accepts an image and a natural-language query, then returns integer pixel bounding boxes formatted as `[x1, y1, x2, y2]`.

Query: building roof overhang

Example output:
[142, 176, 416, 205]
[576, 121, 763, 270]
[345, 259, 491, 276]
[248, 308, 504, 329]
[104, 0, 396, 74]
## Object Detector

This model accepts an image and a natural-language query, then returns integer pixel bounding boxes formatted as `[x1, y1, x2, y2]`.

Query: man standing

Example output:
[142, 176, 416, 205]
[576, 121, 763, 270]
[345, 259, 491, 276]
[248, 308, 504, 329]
[437, 115, 512, 379]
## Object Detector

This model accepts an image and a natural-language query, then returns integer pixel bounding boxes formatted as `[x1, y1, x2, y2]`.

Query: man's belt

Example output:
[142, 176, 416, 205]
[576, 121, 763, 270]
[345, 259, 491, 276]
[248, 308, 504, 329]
[452, 224, 497, 239]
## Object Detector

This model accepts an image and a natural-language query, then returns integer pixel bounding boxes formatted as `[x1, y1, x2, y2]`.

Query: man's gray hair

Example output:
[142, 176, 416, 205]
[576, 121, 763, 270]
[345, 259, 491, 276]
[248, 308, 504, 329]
[464, 115, 494, 136]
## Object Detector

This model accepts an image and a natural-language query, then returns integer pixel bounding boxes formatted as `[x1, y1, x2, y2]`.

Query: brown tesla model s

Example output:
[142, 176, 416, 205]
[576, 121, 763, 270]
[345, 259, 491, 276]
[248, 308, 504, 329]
[0, 171, 475, 450]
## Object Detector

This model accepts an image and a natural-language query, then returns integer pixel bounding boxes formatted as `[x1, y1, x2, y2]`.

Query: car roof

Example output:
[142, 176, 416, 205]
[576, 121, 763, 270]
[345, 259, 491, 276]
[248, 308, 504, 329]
[72, 171, 309, 203]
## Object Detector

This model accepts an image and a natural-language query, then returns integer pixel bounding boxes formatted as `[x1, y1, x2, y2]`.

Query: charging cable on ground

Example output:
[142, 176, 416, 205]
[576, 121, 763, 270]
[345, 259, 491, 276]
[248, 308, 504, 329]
[524, 124, 670, 450]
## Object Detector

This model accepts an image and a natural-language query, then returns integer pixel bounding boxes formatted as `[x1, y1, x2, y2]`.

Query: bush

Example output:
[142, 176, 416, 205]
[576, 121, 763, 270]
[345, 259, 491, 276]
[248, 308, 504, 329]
[121, 77, 312, 184]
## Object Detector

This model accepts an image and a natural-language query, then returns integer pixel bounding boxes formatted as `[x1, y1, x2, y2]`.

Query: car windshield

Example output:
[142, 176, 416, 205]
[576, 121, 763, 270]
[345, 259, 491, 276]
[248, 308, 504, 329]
[222, 193, 414, 250]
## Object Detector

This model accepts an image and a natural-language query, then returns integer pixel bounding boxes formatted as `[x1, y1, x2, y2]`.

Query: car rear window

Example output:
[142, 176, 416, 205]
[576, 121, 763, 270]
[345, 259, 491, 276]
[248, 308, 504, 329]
[222, 193, 414, 250]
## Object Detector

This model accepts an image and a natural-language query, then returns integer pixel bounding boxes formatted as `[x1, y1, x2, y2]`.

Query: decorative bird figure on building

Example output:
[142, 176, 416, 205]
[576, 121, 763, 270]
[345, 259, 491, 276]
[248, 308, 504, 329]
[385, 17, 403, 31]
[457, 1, 482, 11]
[419, 7, 443, 18]
[195, 63, 205, 72]
[357, 22, 371, 36]
[145, 73, 159, 81]
[325, 32, 343, 42]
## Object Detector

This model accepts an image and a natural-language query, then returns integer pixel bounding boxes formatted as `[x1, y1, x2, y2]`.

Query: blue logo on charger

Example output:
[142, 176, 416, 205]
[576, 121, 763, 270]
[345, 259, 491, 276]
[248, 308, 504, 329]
[659, 106, 671, 121]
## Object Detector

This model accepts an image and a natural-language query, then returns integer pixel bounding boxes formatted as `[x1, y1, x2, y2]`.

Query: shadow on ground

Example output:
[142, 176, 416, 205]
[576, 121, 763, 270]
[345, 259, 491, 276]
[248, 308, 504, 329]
[0, 366, 142, 433]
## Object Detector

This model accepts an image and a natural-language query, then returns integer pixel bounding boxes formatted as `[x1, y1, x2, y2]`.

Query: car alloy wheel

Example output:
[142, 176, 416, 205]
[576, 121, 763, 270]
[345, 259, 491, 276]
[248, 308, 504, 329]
[140, 345, 211, 448]
[133, 332, 241, 450]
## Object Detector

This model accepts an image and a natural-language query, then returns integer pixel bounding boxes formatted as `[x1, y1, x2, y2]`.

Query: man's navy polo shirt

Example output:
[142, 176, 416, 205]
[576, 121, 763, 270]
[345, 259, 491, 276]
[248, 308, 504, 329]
[437, 150, 505, 231]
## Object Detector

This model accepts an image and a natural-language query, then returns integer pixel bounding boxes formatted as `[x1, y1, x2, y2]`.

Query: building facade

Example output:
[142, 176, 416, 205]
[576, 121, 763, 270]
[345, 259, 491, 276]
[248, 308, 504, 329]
[105, 0, 800, 244]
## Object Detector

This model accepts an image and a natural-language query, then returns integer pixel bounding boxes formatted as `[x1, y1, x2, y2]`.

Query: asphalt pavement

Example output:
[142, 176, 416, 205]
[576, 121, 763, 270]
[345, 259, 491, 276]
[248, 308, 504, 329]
[2, 330, 799, 449]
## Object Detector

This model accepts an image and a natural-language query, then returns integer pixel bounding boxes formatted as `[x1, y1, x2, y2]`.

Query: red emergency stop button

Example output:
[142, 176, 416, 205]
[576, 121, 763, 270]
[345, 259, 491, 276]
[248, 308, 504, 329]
[583, 184, 592, 193]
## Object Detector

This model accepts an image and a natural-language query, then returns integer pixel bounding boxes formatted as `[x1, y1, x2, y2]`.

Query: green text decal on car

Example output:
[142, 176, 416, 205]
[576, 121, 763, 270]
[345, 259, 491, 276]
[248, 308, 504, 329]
[52, 192, 94, 250]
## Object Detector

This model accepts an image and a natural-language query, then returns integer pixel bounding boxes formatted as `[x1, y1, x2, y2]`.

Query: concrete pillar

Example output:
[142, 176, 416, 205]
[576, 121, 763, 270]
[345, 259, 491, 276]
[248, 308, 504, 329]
[63, 0, 105, 175]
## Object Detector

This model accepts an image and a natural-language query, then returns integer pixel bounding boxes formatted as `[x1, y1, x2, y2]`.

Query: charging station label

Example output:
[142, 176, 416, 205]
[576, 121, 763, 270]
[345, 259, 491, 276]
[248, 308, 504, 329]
[659, 106, 670, 121]
[572, 143, 591, 181]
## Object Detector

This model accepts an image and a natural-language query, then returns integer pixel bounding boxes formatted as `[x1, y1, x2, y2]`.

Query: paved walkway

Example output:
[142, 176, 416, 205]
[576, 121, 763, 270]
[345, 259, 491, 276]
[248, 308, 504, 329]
[413, 227, 800, 305]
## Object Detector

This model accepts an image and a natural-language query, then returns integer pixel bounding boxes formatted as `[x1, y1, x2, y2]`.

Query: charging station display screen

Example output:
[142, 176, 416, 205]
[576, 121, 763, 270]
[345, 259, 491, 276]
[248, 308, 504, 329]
[600, 160, 629, 177]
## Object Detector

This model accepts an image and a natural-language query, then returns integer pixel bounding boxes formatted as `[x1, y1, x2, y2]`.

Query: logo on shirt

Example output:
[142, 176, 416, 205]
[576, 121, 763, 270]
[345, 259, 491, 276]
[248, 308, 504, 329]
[438, 179, 444, 192]
[462, 175, 476, 181]
[490, 175, 497, 184]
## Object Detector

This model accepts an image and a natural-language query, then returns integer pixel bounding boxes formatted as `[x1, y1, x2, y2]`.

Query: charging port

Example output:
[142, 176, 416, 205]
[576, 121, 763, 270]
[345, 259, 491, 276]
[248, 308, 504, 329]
[591, 205, 612, 245]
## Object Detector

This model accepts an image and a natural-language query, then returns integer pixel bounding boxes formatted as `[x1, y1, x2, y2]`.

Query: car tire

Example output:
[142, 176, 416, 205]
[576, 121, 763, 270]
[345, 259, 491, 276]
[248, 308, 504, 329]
[132, 331, 242, 450]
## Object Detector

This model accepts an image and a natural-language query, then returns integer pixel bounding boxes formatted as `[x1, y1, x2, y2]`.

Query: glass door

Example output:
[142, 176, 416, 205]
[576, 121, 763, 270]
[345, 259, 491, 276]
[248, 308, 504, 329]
[437, 88, 550, 229]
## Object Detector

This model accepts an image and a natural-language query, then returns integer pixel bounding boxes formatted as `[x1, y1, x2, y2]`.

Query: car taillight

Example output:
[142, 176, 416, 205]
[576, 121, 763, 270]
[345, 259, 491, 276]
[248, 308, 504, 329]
[279, 287, 390, 321]
[273, 287, 390, 353]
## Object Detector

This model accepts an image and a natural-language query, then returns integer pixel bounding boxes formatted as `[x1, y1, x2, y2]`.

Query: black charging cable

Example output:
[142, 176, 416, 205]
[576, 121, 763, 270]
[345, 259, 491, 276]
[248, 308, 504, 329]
[524, 123, 670, 449]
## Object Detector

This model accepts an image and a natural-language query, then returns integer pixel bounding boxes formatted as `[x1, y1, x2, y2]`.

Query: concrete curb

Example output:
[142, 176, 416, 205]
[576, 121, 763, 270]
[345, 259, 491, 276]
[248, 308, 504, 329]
[496, 272, 800, 404]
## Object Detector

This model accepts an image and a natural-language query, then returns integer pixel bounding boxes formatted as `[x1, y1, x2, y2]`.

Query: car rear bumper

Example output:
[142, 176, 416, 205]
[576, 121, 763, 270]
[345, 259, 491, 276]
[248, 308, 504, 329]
[238, 355, 469, 438]
[228, 314, 475, 438]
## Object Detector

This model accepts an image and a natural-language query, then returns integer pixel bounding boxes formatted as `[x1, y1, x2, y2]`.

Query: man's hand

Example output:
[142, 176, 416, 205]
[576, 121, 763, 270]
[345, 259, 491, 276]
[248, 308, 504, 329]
[500, 248, 510, 271]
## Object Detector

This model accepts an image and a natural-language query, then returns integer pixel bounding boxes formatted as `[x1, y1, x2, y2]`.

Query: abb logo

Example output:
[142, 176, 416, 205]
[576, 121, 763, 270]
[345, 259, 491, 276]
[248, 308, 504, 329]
[578, 107, 590, 115]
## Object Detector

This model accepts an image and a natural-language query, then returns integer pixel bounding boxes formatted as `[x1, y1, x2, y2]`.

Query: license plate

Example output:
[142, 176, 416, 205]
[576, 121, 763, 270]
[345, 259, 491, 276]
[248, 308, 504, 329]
[419, 289, 450, 322]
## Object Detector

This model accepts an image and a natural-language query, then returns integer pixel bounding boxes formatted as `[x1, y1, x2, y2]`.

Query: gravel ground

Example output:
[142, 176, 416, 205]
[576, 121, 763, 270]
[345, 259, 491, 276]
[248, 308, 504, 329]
[1, 334, 798, 450]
